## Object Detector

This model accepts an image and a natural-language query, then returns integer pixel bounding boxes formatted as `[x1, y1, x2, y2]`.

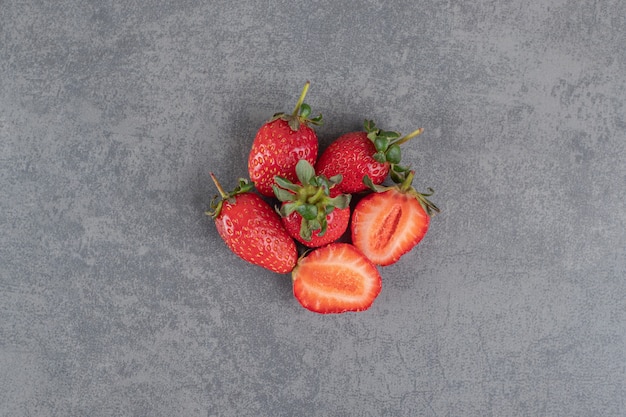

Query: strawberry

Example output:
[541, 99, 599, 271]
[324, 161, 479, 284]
[207, 174, 297, 273]
[292, 243, 382, 314]
[350, 171, 439, 266]
[273, 160, 351, 248]
[248, 81, 322, 197]
[315, 119, 423, 193]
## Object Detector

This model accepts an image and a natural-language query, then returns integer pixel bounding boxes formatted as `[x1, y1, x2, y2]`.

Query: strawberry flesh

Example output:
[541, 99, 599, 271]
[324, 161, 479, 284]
[351, 188, 429, 266]
[292, 243, 382, 313]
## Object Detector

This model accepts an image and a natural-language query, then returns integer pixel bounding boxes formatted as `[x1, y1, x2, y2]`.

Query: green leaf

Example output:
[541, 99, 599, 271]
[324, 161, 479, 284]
[373, 151, 387, 163]
[328, 174, 343, 185]
[206, 198, 223, 219]
[328, 194, 351, 210]
[310, 218, 322, 231]
[381, 130, 400, 140]
[287, 116, 300, 131]
[299, 217, 313, 241]
[272, 185, 295, 202]
[390, 169, 403, 184]
[299, 216, 323, 241]
[364, 119, 376, 132]
[414, 188, 440, 216]
[295, 159, 315, 185]
[374, 136, 389, 152]
[296, 204, 318, 220]
[300, 103, 311, 118]
[312, 179, 330, 196]
[309, 114, 323, 125]
[363, 175, 376, 190]
[363, 175, 387, 192]
[317, 217, 327, 237]
[274, 176, 300, 192]
[318, 176, 331, 191]
[386, 144, 402, 164]
[392, 164, 409, 172]
[236, 178, 254, 194]
[281, 202, 299, 217]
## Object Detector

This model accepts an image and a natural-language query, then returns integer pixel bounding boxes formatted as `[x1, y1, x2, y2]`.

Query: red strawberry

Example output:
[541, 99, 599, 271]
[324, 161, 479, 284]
[248, 81, 322, 197]
[351, 171, 439, 266]
[292, 243, 382, 314]
[316, 119, 423, 193]
[282, 202, 350, 248]
[207, 174, 297, 273]
[273, 160, 351, 248]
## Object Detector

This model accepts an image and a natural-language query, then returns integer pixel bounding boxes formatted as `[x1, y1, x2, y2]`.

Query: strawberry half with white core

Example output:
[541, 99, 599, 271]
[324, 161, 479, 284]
[351, 170, 439, 266]
[248, 81, 322, 197]
[292, 243, 382, 314]
[273, 159, 351, 248]
[315, 119, 424, 194]
[207, 174, 298, 273]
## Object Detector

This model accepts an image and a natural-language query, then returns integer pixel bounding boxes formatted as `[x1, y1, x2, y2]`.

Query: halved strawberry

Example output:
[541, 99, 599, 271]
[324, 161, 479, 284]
[207, 174, 298, 273]
[248, 81, 322, 197]
[273, 160, 351, 248]
[315, 119, 423, 193]
[350, 171, 439, 266]
[292, 243, 382, 314]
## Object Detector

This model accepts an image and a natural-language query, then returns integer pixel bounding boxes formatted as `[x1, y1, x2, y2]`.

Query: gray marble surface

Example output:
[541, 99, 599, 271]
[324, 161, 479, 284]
[1, 1, 625, 416]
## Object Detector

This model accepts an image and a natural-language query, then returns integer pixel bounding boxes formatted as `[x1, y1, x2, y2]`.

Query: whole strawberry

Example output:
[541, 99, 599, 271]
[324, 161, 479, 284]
[248, 81, 322, 197]
[351, 171, 439, 266]
[207, 174, 297, 273]
[315, 119, 423, 194]
[273, 160, 351, 248]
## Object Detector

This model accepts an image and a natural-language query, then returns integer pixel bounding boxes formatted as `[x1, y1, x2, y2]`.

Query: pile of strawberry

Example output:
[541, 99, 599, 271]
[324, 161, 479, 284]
[207, 82, 439, 314]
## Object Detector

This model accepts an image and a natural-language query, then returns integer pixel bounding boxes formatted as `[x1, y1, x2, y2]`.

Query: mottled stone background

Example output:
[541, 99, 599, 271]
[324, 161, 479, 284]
[1, 1, 625, 416]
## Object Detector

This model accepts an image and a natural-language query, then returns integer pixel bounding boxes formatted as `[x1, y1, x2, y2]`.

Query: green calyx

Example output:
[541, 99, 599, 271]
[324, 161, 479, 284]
[363, 170, 440, 216]
[269, 81, 323, 131]
[363, 119, 423, 179]
[273, 160, 351, 241]
[205, 173, 254, 219]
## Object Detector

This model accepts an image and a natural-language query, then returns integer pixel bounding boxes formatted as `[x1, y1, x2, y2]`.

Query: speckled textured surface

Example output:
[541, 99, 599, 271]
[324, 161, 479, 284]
[1, 1, 625, 416]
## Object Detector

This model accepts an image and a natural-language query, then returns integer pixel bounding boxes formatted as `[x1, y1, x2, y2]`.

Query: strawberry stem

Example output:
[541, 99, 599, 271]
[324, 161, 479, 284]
[395, 127, 424, 145]
[307, 187, 325, 205]
[292, 81, 311, 116]
[210, 172, 228, 198]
